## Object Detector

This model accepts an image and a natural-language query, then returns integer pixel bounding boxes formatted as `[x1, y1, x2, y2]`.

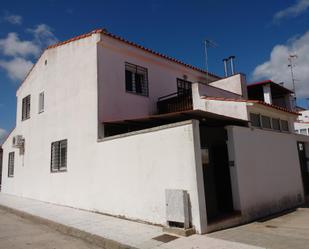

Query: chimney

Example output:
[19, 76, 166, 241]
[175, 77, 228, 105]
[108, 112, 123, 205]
[223, 58, 228, 77]
[229, 55, 235, 75]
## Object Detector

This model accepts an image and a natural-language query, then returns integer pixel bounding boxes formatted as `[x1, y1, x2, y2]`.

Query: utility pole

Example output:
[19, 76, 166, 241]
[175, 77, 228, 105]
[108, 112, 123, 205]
[204, 39, 217, 83]
[288, 54, 298, 107]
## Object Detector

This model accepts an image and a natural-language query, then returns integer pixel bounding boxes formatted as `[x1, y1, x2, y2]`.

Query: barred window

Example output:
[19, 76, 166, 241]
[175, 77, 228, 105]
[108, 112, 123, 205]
[177, 79, 192, 95]
[51, 139, 67, 172]
[22, 95, 31, 120]
[261, 115, 271, 129]
[272, 118, 280, 131]
[38, 92, 44, 113]
[125, 62, 148, 96]
[281, 120, 289, 132]
[250, 113, 261, 128]
[8, 152, 14, 177]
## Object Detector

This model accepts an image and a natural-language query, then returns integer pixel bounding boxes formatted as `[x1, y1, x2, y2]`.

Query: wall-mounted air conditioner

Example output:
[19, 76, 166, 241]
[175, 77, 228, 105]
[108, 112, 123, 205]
[12, 135, 24, 148]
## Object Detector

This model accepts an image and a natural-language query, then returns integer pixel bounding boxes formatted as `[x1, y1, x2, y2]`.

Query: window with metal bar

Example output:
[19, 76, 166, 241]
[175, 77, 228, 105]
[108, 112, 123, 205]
[22, 95, 31, 120]
[51, 139, 67, 172]
[8, 152, 14, 177]
[261, 115, 271, 129]
[38, 92, 44, 113]
[177, 78, 192, 95]
[125, 62, 148, 96]
[250, 113, 261, 128]
[272, 118, 280, 131]
[281, 120, 289, 132]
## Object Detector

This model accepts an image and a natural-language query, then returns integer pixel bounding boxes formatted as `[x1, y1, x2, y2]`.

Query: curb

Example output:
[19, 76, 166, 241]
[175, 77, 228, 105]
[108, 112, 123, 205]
[0, 204, 137, 249]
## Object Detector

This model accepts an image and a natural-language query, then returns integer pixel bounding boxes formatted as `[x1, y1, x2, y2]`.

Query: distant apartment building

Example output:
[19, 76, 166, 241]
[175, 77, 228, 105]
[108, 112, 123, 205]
[1, 29, 309, 234]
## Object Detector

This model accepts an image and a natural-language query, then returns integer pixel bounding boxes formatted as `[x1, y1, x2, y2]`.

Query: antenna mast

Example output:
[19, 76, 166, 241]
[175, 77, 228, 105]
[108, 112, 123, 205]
[288, 54, 298, 105]
[204, 39, 217, 83]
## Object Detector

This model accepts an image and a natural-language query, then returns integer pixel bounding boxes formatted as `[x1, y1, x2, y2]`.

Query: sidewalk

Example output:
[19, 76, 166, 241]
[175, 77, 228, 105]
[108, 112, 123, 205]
[0, 193, 263, 249]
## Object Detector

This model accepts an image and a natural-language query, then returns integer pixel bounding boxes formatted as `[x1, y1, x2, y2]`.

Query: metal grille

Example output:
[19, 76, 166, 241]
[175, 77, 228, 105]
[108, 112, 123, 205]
[125, 62, 148, 96]
[8, 152, 14, 177]
[22, 95, 31, 120]
[51, 139, 67, 172]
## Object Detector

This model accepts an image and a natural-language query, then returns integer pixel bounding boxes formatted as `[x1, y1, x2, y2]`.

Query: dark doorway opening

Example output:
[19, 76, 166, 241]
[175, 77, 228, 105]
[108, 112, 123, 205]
[200, 126, 234, 222]
[297, 142, 309, 196]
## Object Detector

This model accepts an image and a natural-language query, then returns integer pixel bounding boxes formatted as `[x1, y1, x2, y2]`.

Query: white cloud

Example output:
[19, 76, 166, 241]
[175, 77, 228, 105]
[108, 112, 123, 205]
[4, 12, 22, 25]
[0, 128, 7, 144]
[0, 24, 57, 81]
[0, 32, 40, 57]
[274, 0, 309, 21]
[252, 31, 309, 98]
[0, 57, 33, 81]
[27, 24, 58, 47]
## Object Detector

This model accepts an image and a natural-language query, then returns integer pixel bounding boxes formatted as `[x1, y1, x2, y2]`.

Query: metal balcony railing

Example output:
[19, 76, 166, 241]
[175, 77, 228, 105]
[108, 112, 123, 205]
[157, 92, 193, 114]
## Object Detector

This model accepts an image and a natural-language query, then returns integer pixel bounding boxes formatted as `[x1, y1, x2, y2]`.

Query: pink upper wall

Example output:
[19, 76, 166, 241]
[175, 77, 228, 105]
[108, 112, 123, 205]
[97, 35, 218, 122]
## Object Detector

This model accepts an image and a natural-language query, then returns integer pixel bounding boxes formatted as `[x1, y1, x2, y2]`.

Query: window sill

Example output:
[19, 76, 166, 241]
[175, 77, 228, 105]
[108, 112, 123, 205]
[38, 110, 44, 114]
[21, 117, 30, 121]
[51, 169, 67, 173]
[126, 91, 149, 98]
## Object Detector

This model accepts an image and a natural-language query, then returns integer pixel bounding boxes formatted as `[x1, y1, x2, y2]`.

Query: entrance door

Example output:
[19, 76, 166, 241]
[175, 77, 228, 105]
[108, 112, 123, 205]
[297, 142, 309, 196]
[202, 143, 234, 222]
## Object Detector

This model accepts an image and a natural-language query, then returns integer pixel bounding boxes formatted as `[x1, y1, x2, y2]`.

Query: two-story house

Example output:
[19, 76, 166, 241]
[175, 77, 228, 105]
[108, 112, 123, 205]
[1, 29, 309, 234]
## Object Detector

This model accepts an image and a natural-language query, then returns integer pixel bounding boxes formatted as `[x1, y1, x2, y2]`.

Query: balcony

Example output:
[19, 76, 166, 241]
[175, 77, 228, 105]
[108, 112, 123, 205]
[157, 92, 193, 114]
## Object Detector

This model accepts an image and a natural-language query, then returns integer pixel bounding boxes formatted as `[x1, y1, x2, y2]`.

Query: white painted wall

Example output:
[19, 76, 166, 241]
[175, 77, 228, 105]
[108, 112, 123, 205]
[97, 35, 217, 122]
[226, 126, 305, 221]
[294, 122, 309, 135]
[209, 74, 248, 98]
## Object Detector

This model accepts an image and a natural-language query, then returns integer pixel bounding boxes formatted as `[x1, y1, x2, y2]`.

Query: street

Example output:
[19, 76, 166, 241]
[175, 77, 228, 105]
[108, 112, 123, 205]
[0, 208, 102, 249]
[209, 204, 309, 249]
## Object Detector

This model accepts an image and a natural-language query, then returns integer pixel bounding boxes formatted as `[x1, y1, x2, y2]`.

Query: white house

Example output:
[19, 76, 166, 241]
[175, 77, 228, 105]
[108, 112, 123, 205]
[295, 108, 309, 135]
[1, 29, 309, 234]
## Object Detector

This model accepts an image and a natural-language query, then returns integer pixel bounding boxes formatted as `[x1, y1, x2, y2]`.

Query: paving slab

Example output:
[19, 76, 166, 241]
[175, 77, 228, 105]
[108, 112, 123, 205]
[0, 193, 264, 249]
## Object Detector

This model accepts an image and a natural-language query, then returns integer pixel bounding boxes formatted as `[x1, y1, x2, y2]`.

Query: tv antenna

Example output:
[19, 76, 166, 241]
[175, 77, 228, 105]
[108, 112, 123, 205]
[288, 54, 298, 105]
[204, 39, 218, 83]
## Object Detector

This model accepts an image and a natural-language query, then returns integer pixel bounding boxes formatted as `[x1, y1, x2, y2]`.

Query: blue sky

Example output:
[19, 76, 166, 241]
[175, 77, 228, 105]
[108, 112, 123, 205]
[0, 0, 309, 140]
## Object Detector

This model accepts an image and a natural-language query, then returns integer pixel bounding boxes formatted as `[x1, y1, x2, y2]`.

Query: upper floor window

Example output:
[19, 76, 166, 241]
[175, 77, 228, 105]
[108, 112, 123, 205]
[261, 115, 271, 129]
[177, 78, 192, 95]
[22, 95, 31, 121]
[8, 152, 15, 177]
[281, 120, 289, 132]
[38, 92, 44, 113]
[125, 62, 148, 96]
[51, 139, 67, 172]
[272, 118, 280, 131]
[250, 113, 261, 128]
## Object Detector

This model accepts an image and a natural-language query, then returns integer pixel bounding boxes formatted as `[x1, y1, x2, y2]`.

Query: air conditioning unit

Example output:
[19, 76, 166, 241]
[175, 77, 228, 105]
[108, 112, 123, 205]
[12, 135, 24, 148]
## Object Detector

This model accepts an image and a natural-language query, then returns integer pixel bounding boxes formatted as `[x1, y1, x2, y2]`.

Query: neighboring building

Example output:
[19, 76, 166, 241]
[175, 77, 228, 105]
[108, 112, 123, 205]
[1, 29, 309, 234]
[0, 146, 2, 190]
[295, 108, 309, 135]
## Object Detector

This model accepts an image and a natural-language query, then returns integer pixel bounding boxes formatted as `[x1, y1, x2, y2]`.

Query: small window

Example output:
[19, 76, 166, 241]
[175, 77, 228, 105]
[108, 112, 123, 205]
[51, 139, 67, 172]
[250, 113, 261, 127]
[8, 152, 15, 177]
[125, 62, 148, 96]
[281, 120, 289, 132]
[261, 115, 271, 129]
[22, 95, 31, 120]
[272, 118, 280, 131]
[300, 129, 307, 135]
[38, 92, 44, 113]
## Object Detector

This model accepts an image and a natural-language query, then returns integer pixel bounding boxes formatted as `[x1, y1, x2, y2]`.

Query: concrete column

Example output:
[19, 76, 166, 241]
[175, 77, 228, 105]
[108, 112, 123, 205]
[263, 84, 272, 104]
[191, 119, 208, 234]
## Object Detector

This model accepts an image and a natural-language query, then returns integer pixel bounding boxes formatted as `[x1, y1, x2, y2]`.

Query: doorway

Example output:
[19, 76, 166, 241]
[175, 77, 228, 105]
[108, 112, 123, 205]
[200, 127, 234, 222]
[297, 142, 309, 196]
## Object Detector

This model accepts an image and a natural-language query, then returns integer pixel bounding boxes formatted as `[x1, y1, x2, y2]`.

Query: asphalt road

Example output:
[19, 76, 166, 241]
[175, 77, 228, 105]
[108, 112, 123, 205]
[0, 208, 102, 249]
[208, 204, 309, 249]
